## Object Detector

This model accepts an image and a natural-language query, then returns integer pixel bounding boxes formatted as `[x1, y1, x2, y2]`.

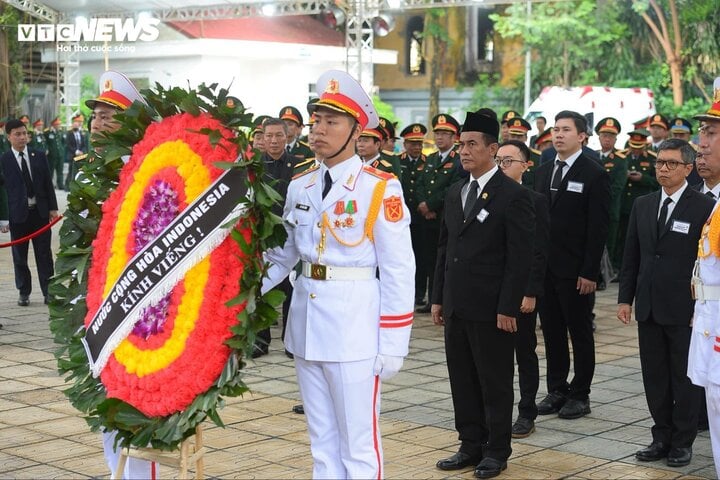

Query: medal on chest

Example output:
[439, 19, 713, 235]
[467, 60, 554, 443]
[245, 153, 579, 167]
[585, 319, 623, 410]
[333, 200, 357, 228]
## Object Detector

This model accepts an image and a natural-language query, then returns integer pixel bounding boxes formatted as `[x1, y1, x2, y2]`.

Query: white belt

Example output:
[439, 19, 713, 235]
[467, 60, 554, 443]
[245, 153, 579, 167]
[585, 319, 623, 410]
[301, 262, 375, 281]
[694, 283, 720, 302]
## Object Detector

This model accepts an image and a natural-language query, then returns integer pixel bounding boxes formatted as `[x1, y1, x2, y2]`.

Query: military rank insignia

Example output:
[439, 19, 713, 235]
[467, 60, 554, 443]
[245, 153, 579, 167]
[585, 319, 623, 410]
[383, 196, 403, 222]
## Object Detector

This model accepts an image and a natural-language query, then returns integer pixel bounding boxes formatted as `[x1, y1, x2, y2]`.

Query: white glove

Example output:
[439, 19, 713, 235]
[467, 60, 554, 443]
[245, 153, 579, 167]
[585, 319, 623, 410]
[288, 270, 297, 287]
[373, 354, 404, 380]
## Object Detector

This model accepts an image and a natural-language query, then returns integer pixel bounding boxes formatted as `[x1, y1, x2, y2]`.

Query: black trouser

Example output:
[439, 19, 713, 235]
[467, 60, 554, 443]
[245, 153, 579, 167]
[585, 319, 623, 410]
[422, 221, 440, 304]
[445, 314, 514, 462]
[410, 221, 426, 303]
[257, 276, 293, 348]
[638, 318, 701, 448]
[10, 208, 54, 297]
[515, 308, 539, 420]
[50, 154, 64, 189]
[538, 272, 595, 400]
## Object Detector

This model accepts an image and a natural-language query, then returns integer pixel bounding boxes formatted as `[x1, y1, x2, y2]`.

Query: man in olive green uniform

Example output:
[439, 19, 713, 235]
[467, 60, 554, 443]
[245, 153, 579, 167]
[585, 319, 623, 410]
[615, 129, 659, 268]
[648, 114, 670, 152]
[595, 117, 627, 269]
[45, 117, 65, 189]
[378, 117, 399, 157]
[398, 123, 429, 305]
[500, 110, 521, 142]
[0, 119, 10, 154]
[29, 119, 48, 157]
[279, 106, 314, 160]
[416, 114, 462, 313]
[505, 116, 541, 188]
[356, 125, 400, 177]
[535, 128, 553, 154]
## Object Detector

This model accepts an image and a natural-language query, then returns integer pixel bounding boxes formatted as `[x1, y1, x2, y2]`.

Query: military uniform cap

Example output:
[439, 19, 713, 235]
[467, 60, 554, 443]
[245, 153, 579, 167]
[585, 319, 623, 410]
[633, 117, 651, 130]
[627, 129, 650, 148]
[51, 117, 61, 126]
[72, 113, 85, 122]
[378, 117, 398, 139]
[431, 114, 460, 134]
[501, 110, 521, 125]
[694, 77, 720, 123]
[462, 108, 500, 139]
[360, 126, 386, 141]
[19, 115, 29, 124]
[595, 117, 621, 135]
[86, 71, 145, 111]
[251, 115, 271, 134]
[279, 106, 304, 126]
[535, 127, 552, 146]
[670, 117, 692, 134]
[507, 117, 531, 135]
[400, 123, 427, 141]
[649, 114, 669, 130]
[309, 70, 379, 129]
[32, 119, 44, 128]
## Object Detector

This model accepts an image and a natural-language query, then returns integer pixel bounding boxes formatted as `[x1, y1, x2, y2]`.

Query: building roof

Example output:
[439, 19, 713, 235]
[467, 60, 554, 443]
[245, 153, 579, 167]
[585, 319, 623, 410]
[168, 16, 344, 47]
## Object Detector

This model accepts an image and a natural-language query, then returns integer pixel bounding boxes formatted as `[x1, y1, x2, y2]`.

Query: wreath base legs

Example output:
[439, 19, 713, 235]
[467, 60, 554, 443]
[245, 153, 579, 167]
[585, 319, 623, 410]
[114, 424, 205, 479]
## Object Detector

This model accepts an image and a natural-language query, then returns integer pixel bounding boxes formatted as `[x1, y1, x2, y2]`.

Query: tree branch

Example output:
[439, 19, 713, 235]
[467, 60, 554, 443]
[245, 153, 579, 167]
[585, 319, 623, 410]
[639, 11, 674, 61]
[669, 0, 681, 57]
[649, 0, 670, 48]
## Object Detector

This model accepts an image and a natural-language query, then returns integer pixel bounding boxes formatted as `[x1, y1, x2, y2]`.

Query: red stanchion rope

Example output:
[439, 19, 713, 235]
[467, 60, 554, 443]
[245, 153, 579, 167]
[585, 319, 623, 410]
[0, 215, 63, 248]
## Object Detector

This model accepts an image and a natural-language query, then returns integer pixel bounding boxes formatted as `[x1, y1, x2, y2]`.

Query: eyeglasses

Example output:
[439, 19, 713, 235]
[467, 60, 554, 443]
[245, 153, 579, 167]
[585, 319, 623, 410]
[496, 156, 526, 167]
[655, 160, 687, 171]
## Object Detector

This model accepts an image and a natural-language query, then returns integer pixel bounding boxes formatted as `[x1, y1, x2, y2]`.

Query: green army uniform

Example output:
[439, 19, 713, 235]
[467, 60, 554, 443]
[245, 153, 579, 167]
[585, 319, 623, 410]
[599, 149, 628, 266]
[288, 140, 314, 160]
[0, 133, 9, 154]
[293, 157, 317, 175]
[615, 131, 658, 268]
[45, 124, 65, 188]
[523, 148, 541, 189]
[398, 151, 427, 219]
[29, 130, 48, 156]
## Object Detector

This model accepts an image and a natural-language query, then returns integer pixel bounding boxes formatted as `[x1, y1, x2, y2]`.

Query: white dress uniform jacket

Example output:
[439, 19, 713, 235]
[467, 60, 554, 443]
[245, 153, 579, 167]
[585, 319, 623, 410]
[262, 155, 415, 361]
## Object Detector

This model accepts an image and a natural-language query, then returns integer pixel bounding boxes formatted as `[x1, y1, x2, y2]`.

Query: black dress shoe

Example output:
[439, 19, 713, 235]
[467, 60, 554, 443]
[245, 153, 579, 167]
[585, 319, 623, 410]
[17, 295, 29, 307]
[44, 296, 49, 305]
[558, 398, 591, 419]
[251, 343, 268, 359]
[511, 417, 535, 438]
[474, 458, 507, 479]
[292, 404, 305, 414]
[436, 451, 481, 471]
[415, 303, 431, 313]
[667, 447, 692, 467]
[284, 349, 294, 359]
[415, 298, 425, 306]
[537, 391, 567, 415]
[635, 441, 669, 462]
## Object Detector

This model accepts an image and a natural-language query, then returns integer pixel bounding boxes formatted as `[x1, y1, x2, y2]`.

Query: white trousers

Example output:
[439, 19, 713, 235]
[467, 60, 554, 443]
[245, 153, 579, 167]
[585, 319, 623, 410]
[706, 384, 720, 479]
[295, 356, 383, 479]
[102, 430, 157, 479]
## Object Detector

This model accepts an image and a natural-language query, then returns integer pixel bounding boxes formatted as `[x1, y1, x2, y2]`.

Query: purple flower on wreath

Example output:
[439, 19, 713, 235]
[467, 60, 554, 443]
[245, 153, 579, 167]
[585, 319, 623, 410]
[131, 180, 180, 339]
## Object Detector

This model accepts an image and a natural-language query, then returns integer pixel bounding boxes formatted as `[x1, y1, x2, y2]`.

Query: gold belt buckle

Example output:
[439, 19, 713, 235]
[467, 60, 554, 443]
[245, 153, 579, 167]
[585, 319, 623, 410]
[310, 263, 327, 280]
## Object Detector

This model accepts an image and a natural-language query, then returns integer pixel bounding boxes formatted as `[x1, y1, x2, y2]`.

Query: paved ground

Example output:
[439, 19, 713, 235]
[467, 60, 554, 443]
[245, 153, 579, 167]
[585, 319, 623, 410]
[0, 190, 716, 479]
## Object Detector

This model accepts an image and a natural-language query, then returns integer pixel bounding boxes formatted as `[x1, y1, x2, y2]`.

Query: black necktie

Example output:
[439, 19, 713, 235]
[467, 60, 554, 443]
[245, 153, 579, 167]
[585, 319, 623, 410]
[75, 131, 81, 147]
[19, 151, 34, 198]
[550, 160, 567, 200]
[706, 191, 716, 200]
[463, 181, 479, 221]
[657, 197, 673, 235]
[322, 170, 332, 199]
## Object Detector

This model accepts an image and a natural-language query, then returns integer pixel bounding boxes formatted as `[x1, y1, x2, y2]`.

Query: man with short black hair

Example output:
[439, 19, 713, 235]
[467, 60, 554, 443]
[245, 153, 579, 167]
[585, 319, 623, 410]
[618, 138, 712, 468]
[533, 110, 610, 420]
[433, 109, 535, 478]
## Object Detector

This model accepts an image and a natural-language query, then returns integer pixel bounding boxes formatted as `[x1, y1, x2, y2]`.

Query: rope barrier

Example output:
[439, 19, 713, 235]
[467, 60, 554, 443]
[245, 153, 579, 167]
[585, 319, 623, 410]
[0, 215, 63, 248]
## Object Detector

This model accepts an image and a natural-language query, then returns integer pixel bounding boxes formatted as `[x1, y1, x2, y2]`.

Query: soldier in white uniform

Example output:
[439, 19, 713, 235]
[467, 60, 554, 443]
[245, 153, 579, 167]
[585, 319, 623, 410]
[688, 77, 720, 478]
[262, 70, 415, 479]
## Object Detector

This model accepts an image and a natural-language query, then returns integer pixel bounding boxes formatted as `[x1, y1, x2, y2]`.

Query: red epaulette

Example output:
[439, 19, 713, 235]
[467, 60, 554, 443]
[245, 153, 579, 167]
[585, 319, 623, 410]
[363, 165, 394, 180]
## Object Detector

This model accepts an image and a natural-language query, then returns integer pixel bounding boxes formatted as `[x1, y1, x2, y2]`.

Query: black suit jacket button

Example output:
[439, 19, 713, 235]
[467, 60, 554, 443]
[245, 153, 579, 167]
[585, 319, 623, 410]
[453, 257, 458, 262]
[655, 254, 661, 259]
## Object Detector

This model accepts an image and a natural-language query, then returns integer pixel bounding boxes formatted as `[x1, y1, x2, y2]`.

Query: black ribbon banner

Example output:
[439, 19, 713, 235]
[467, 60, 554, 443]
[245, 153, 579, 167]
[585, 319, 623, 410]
[82, 167, 248, 376]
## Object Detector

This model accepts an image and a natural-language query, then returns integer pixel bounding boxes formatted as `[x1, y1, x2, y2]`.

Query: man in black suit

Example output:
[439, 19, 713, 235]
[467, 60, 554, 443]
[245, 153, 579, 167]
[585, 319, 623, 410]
[617, 139, 713, 468]
[433, 109, 535, 479]
[64, 114, 88, 189]
[0, 119, 59, 306]
[254, 118, 298, 358]
[533, 110, 610, 419]
[497, 140, 550, 439]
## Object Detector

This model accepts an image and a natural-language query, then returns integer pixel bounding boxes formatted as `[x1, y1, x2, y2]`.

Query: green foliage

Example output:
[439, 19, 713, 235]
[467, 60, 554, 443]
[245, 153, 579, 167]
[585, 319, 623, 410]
[466, 74, 522, 114]
[49, 83, 286, 451]
[373, 95, 398, 128]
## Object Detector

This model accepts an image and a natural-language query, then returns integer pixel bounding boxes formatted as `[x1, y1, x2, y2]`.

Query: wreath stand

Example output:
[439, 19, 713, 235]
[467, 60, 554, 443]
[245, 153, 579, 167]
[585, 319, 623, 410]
[114, 424, 206, 479]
